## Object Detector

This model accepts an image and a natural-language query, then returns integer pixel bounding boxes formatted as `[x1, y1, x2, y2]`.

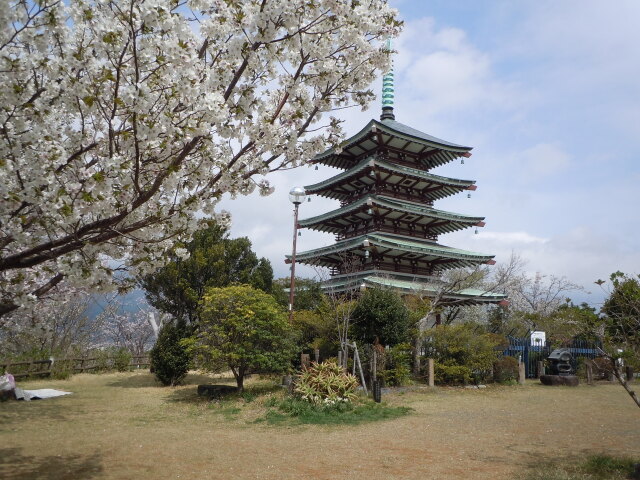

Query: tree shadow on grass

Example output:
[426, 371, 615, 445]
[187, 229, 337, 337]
[164, 379, 282, 405]
[0, 448, 102, 480]
[105, 372, 228, 388]
[0, 400, 85, 429]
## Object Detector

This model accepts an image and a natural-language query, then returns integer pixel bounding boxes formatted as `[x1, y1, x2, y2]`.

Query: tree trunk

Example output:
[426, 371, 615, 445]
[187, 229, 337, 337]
[412, 334, 421, 376]
[232, 366, 245, 393]
[613, 361, 640, 409]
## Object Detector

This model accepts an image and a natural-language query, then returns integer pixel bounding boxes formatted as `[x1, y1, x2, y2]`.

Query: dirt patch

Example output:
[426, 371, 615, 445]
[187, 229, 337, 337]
[1, 373, 638, 479]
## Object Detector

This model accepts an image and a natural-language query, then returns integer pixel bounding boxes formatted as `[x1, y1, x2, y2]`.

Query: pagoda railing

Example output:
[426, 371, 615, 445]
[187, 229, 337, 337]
[334, 225, 438, 242]
[340, 189, 435, 207]
[330, 261, 438, 277]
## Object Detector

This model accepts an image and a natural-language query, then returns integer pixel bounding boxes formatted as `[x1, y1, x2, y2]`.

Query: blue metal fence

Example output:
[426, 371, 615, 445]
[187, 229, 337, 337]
[505, 336, 601, 378]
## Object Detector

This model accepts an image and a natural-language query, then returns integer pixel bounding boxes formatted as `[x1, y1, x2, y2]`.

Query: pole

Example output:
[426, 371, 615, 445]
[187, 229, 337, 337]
[288, 202, 300, 322]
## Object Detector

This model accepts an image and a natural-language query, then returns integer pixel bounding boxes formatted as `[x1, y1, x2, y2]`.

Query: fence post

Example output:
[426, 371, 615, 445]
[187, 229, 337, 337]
[428, 358, 434, 387]
[372, 348, 377, 382]
[300, 353, 310, 370]
[518, 361, 526, 385]
[537, 361, 544, 379]
[586, 362, 594, 385]
[314, 349, 320, 364]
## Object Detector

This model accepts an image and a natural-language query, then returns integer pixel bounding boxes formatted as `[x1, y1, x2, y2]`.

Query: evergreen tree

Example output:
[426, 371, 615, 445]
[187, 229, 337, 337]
[351, 288, 411, 346]
[140, 221, 273, 325]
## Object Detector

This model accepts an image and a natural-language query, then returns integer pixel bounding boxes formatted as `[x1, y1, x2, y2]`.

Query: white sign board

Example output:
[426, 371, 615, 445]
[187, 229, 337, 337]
[531, 331, 546, 346]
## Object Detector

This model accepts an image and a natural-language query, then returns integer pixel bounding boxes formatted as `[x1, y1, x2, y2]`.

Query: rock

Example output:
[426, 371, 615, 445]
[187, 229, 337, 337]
[197, 384, 237, 398]
[540, 375, 579, 387]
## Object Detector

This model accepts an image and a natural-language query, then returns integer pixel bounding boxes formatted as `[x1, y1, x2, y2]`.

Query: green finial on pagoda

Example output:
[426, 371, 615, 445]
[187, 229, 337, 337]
[381, 38, 395, 121]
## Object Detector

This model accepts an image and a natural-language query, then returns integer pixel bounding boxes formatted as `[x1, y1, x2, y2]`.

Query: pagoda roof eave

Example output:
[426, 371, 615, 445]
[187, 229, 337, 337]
[313, 119, 472, 170]
[304, 157, 475, 195]
[321, 274, 507, 304]
[289, 233, 495, 269]
[298, 195, 485, 234]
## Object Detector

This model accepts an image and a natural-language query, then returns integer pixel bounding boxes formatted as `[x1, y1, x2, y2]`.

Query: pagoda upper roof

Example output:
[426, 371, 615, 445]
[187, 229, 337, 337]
[313, 118, 472, 170]
[298, 195, 485, 235]
[291, 233, 495, 270]
[305, 157, 476, 201]
[321, 272, 506, 304]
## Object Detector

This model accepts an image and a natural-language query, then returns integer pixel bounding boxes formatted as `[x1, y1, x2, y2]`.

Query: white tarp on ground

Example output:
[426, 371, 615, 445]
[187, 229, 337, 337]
[14, 388, 72, 401]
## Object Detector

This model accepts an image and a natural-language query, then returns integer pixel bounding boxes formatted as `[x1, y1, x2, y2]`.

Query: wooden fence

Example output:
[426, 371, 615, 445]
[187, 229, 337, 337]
[0, 355, 150, 379]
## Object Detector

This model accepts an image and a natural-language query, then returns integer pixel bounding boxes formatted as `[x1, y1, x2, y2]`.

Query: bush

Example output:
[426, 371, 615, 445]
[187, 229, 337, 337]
[435, 364, 472, 384]
[424, 323, 501, 385]
[113, 348, 132, 372]
[94, 348, 113, 372]
[592, 356, 614, 379]
[493, 356, 519, 383]
[294, 361, 358, 405]
[50, 358, 74, 380]
[150, 322, 190, 386]
[380, 343, 412, 386]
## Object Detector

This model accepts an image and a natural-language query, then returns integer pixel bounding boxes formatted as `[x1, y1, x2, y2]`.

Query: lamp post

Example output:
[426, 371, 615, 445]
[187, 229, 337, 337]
[288, 186, 306, 321]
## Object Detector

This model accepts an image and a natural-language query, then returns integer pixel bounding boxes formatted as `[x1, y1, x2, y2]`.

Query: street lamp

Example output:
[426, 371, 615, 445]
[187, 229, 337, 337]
[288, 186, 306, 321]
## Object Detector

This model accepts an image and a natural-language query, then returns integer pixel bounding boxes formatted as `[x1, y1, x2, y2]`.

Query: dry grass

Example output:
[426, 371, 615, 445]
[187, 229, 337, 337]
[1, 372, 638, 480]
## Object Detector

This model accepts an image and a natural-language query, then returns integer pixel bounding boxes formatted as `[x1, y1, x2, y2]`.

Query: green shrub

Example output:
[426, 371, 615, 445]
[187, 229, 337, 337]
[380, 343, 412, 386]
[493, 356, 519, 383]
[94, 348, 113, 372]
[113, 348, 132, 372]
[150, 322, 191, 386]
[50, 358, 74, 380]
[435, 364, 472, 384]
[424, 323, 502, 385]
[294, 361, 358, 405]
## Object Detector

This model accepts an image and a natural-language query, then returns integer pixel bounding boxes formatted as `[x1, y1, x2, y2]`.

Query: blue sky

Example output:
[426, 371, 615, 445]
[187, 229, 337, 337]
[219, 0, 640, 307]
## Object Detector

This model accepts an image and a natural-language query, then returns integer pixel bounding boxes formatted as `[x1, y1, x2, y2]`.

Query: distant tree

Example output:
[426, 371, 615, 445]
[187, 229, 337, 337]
[593, 272, 640, 408]
[184, 285, 295, 392]
[351, 288, 411, 346]
[0, 285, 104, 358]
[140, 221, 273, 325]
[102, 305, 156, 356]
[272, 277, 325, 312]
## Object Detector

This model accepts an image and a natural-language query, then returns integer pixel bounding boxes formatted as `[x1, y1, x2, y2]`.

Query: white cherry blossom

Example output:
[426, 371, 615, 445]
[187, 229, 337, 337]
[0, 0, 400, 317]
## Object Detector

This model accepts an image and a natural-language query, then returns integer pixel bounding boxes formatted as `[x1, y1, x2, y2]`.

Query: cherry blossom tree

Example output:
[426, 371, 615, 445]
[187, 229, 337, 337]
[0, 0, 400, 317]
[0, 283, 104, 357]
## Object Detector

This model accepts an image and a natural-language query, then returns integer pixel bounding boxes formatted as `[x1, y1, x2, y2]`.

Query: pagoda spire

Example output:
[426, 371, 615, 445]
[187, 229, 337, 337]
[381, 38, 395, 121]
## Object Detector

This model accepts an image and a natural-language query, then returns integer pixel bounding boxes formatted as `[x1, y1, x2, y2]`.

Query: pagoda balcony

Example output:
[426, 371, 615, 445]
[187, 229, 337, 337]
[334, 225, 438, 242]
[329, 261, 441, 277]
[340, 189, 435, 208]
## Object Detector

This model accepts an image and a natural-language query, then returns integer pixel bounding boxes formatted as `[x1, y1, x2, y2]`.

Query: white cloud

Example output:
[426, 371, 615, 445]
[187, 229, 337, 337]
[392, 17, 524, 119]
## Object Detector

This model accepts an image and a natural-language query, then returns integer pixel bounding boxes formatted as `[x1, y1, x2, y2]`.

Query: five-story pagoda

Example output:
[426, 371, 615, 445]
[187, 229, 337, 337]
[288, 61, 506, 306]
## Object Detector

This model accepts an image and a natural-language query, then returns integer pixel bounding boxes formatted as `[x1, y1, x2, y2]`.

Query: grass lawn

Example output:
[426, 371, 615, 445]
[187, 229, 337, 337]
[1, 372, 638, 479]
